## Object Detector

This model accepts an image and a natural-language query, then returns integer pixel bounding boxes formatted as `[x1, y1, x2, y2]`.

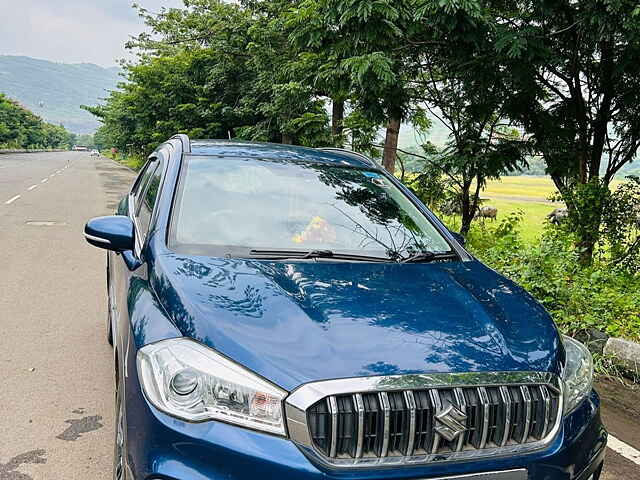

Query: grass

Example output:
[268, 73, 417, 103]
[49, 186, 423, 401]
[484, 175, 559, 200]
[476, 176, 625, 243]
[440, 201, 551, 243]
[428, 176, 564, 243]
[102, 150, 146, 171]
[482, 200, 553, 243]
[480, 177, 561, 243]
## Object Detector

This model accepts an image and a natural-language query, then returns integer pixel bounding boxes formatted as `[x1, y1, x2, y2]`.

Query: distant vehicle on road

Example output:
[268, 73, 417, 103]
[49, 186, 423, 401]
[72, 145, 89, 151]
[84, 135, 605, 480]
[90, 149, 100, 157]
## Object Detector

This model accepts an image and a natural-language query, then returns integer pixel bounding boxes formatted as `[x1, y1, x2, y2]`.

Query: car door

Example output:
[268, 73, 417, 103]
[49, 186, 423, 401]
[107, 162, 149, 340]
[108, 154, 165, 354]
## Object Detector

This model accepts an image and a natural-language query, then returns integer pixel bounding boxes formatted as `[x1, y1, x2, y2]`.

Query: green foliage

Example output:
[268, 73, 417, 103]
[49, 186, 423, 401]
[86, 44, 258, 153]
[341, 110, 381, 157]
[406, 161, 453, 209]
[477, 0, 640, 261]
[289, 0, 425, 132]
[88, 0, 332, 155]
[0, 93, 72, 149]
[601, 176, 640, 270]
[462, 216, 640, 342]
[85, 0, 640, 268]
[551, 180, 611, 262]
[102, 149, 146, 171]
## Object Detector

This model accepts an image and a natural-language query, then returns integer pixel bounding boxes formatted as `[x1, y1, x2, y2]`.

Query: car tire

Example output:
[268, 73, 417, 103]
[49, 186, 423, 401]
[107, 296, 114, 346]
[107, 258, 114, 347]
[113, 366, 125, 480]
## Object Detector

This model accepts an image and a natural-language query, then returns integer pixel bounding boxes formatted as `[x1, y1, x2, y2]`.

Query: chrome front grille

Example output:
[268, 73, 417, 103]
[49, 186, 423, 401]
[285, 372, 563, 468]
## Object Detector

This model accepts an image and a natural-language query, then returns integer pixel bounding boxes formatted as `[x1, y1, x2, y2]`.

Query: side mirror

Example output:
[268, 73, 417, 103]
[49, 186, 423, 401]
[84, 216, 135, 252]
[450, 231, 466, 246]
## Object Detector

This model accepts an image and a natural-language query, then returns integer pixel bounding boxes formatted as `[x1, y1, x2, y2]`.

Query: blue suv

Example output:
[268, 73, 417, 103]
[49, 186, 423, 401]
[85, 135, 606, 480]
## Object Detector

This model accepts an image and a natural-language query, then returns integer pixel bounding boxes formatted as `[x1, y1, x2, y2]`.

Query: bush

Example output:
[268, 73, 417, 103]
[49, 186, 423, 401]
[461, 214, 640, 341]
[601, 176, 640, 272]
[103, 150, 145, 171]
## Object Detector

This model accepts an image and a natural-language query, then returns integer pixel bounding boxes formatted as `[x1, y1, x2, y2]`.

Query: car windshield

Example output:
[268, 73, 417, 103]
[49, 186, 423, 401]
[170, 156, 452, 259]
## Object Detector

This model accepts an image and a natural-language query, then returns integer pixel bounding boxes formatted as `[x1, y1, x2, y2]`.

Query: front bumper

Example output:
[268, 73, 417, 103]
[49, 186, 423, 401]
[123, 372, 606, 480]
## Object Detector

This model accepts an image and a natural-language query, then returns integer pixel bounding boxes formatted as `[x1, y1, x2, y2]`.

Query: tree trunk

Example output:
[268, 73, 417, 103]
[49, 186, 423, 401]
[460, 185, 474, 236]
[331, 99, 345, 146]
[552, 172, 603, 266]
[578, 150, 588, 184]
[577, 190, 606, 266]
[382, 115, 401, 174]
[281, 133, 293, 145]
[578, 237, 596, 265]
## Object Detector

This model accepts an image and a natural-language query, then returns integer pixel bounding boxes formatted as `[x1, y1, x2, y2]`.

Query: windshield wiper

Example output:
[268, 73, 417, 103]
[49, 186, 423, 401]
[248, 249, 394, 263]
[401, 251, 459, 263]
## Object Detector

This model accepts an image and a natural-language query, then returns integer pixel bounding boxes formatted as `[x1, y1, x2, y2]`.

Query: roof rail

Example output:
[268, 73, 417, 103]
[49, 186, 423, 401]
[317, 147, 379, 169]
[171, 134, 191, 153]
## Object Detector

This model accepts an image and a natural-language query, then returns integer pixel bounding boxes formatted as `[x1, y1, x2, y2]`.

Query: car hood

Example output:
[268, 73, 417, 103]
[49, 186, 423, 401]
[151, 254, 562, 391]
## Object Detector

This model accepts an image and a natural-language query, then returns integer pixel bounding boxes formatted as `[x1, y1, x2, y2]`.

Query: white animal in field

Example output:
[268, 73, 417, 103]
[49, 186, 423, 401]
[547, 208, 569, 225]
[477, 206, 498, 220]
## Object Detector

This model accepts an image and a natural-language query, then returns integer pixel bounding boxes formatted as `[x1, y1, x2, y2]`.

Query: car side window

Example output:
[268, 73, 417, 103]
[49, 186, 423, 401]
[135, 160, 164, 242]
[131, 161, 154, 204]
[144, 166, 162, 212]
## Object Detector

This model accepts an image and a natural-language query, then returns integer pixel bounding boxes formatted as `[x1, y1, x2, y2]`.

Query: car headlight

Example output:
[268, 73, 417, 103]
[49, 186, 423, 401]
[561, 335, 593, 414]
[137, 338, 287, 436]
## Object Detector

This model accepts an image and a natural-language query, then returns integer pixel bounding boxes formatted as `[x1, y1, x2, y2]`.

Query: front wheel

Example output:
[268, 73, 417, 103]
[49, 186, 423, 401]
[107, 256, 114, 346]
[107, 301, 114, 346]
[113, 376, 125, 480]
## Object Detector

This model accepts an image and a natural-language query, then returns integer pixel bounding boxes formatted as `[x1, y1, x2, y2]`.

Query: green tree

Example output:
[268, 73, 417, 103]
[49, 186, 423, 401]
[289, 0, 427, 173]
[237, 0, 331, 145]
[88, 0, 331, 154]
[408, 0, 640, 262]
[0, 93, 72, 149]
[92, 126, 109, 150]
[413, 56, 528, 235]
[480, 0, 640, 263]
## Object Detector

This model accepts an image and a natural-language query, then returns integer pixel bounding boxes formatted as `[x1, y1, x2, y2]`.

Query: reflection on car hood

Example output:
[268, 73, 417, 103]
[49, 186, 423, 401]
[150, 255, 562, 391]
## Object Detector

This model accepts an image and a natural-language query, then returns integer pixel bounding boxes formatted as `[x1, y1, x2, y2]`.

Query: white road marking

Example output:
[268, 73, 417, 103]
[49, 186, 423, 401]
[56, 170, 62, 174]
[41, 178, 48, 183]
[27, 185, 38, 191]
[5, 195, 21, 205]
[609, 434, 640, 466]
[49, 174, 55, 178]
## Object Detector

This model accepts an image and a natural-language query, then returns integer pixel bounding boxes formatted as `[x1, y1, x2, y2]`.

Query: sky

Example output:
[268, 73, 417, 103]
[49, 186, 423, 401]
[0, 0, 184, 67]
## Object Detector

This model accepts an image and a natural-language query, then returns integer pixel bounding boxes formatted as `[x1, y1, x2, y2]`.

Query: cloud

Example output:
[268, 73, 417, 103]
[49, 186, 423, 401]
[0, 0, 184, 66]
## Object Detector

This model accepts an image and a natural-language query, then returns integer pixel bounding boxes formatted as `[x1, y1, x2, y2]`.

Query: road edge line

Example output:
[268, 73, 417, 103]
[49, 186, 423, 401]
[608, 434, 640, 466]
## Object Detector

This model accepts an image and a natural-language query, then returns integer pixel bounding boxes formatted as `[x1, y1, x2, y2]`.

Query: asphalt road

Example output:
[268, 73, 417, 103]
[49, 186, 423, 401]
[0, 152, 134, 479]
[0, 151, 639, 479]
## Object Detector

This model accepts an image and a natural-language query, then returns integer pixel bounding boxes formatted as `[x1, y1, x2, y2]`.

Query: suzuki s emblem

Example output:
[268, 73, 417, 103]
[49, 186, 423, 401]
[435, 403, 467, 441]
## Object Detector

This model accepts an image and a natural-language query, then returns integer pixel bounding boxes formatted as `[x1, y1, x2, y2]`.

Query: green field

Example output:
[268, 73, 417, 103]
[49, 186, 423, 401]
[480, 176, 561, 242]
[438, 176, 563, 242]
[484, 176, 560, 199]
[474, 176, 627, 242]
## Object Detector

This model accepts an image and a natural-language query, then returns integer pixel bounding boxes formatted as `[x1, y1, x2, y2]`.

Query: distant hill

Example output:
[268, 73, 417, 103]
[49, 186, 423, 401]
[0, 56, 120, 134]
[398, 117, 450, 151]
[617, 161, 640, 178]
[399, 116, 638, 179]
